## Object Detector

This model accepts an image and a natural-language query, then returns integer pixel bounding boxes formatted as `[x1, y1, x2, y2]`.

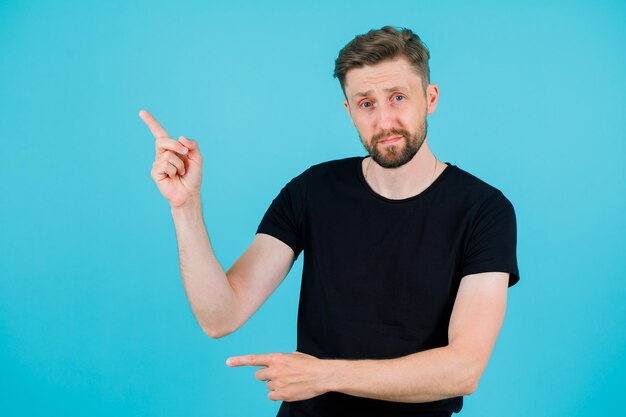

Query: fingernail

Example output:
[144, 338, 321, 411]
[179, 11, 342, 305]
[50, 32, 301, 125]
[226, 358, 233, 366]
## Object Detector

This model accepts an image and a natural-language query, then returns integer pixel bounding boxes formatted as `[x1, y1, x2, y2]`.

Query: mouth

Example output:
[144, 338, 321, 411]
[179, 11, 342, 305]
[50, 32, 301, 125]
[377, 135, 403, 145]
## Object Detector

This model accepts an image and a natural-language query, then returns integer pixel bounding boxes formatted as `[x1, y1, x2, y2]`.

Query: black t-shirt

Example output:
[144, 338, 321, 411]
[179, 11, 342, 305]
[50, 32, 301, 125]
[257, 156, 520, 417]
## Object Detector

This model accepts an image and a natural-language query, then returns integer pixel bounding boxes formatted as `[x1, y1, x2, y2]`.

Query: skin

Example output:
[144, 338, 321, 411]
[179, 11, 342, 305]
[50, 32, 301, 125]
[227, 271, 508, 403]
[140, 56, 510, 404]
[139, 110, 201, 207]
[139, 110, 294, 339]
[226, 58, 510, 402]
[342, 56, 444, 200]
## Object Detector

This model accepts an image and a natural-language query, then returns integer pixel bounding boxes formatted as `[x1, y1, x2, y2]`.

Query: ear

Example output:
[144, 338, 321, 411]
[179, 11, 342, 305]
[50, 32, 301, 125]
[343, 99, 354, 125]
[426, 83, 439, 114]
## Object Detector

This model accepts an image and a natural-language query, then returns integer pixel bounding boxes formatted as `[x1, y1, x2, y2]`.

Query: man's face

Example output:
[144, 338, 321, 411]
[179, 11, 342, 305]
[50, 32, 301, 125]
[343, 57, 439, 168]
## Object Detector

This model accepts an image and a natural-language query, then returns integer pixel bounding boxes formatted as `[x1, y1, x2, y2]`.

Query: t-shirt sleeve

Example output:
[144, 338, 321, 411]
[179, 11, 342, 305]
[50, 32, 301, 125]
[461, 190, 520, 287]
[256, 173, 307, 259]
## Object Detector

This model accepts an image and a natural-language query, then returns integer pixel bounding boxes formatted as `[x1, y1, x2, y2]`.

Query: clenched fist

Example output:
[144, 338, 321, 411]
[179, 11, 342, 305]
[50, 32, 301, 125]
[139, 110, 203, 207]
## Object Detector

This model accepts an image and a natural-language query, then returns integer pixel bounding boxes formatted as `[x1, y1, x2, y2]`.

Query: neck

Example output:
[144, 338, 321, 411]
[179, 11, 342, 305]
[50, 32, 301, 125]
[363, 139, 444, 200]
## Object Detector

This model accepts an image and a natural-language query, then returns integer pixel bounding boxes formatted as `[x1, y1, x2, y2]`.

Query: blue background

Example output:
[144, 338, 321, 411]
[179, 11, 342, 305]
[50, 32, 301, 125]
[1, 0, 625, 416]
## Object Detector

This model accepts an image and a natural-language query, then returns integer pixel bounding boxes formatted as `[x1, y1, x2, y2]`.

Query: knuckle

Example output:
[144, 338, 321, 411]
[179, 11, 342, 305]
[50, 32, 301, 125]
[269, 391, 283, 401]
[281, 390, 293, 402]
[166, 154, 181, 166]
[157, 137, 174, 149]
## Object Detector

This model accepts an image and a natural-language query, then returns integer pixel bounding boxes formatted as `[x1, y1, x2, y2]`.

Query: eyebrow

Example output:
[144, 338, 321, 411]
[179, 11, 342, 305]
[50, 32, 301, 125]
[351, 86, 409, 100]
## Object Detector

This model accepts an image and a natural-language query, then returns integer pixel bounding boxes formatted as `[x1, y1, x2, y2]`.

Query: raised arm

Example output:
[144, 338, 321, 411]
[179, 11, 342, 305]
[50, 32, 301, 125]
[140, 110, 295, 338]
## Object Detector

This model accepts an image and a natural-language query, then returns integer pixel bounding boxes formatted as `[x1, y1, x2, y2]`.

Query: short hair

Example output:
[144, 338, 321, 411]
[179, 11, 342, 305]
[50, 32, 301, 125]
[333, 26, 431, 97]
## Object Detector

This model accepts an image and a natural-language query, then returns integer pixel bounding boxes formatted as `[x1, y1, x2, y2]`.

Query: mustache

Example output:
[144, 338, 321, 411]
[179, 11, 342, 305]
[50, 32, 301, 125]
[371, 128, 411, 143]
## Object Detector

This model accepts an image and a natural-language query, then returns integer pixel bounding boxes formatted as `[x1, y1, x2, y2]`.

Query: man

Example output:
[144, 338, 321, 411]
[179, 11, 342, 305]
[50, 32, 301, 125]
[139, 26, 520, 417]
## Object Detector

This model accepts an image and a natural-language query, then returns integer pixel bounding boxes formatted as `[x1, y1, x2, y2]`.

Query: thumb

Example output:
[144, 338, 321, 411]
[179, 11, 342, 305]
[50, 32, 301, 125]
[179, 136, 198, 150]
[178, 136, 201, 160]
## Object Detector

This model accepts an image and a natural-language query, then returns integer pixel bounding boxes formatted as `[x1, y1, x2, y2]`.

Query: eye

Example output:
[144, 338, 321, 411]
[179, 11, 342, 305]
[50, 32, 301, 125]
[360, 101, 373, 109]
[394, 95, 405, 102]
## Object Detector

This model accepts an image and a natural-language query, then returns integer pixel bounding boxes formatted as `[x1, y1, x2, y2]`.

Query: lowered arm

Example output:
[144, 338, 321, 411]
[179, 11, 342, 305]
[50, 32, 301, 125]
[227, 271, 510, 403]
[327, 271, 510, 402]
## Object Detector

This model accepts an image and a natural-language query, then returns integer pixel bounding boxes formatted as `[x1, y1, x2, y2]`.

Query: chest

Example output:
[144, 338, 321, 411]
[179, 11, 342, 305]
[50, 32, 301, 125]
[301, 196, 469, 324]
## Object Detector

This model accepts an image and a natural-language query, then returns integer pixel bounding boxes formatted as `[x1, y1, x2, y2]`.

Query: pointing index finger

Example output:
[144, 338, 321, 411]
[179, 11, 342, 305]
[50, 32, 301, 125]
[139, 109, 170, 140]
[226, 354, 271, 367]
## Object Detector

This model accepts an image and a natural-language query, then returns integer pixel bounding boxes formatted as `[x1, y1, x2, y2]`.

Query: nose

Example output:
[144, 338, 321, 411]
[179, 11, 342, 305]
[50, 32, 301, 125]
[374, 101, 397, 131]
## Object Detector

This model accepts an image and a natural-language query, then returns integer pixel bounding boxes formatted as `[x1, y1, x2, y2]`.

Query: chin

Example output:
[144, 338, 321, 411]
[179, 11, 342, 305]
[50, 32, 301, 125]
[373, 144, 419, 169]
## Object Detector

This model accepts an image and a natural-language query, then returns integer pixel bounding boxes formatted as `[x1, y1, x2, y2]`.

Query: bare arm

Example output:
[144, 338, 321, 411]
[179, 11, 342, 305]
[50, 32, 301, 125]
[228, 271, 509, 402]
[171, 195, 295, 338]
[140, 110, 295, 338]
[328, 271, 509, 401]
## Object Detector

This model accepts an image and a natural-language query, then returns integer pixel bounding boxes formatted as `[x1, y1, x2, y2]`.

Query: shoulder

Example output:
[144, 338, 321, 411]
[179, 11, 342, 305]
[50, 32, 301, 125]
[444, 164, 515, 212]
[446, 165, 501, 196]
[288, 156, 361, 185]
[304, 156, 361, 176]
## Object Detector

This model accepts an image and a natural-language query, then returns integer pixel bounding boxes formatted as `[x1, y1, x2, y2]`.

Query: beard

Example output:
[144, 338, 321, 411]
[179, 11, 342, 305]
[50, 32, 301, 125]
[361, 119, 428, 169]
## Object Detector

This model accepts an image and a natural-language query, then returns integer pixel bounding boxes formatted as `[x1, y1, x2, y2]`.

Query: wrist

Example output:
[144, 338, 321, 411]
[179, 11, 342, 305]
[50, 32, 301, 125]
[323, 359, 348, 394]
[170, 193, 203, 219]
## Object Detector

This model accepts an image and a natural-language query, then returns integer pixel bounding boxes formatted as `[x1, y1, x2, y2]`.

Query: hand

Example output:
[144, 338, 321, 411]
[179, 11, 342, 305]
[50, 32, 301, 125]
[139, 110, 203, 207]
[226, 352, 335, 402]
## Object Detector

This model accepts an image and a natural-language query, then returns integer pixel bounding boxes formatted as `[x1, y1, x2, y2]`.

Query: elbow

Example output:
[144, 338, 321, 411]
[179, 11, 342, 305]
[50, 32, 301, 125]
[460, 377, 479, 396]
[203, 327, 229, 339]
[458, 365, 481, 396]
[197, 316, 237, 339]
[201, 323, 235, 339]
[193, 307, 239, 339]
[448, 345, 484, 396]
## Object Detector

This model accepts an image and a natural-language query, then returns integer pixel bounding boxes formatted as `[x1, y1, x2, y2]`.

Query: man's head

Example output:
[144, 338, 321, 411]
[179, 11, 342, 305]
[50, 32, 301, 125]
[334, 26, 438, 169]
[334, 26, 431, 97]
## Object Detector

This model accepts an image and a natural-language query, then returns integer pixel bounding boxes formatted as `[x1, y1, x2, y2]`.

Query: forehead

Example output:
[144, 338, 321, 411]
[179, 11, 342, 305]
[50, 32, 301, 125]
[344, 57, 423, 98]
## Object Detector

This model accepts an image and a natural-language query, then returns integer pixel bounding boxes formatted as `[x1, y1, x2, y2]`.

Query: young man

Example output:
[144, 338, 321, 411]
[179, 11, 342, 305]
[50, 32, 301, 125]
[140, 26, 520, 417]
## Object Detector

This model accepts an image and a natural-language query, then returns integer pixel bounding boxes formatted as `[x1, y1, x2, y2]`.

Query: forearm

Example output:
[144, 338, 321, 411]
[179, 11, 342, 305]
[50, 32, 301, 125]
[329, 345, 477, 403]
[170, 194, 236, 337]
